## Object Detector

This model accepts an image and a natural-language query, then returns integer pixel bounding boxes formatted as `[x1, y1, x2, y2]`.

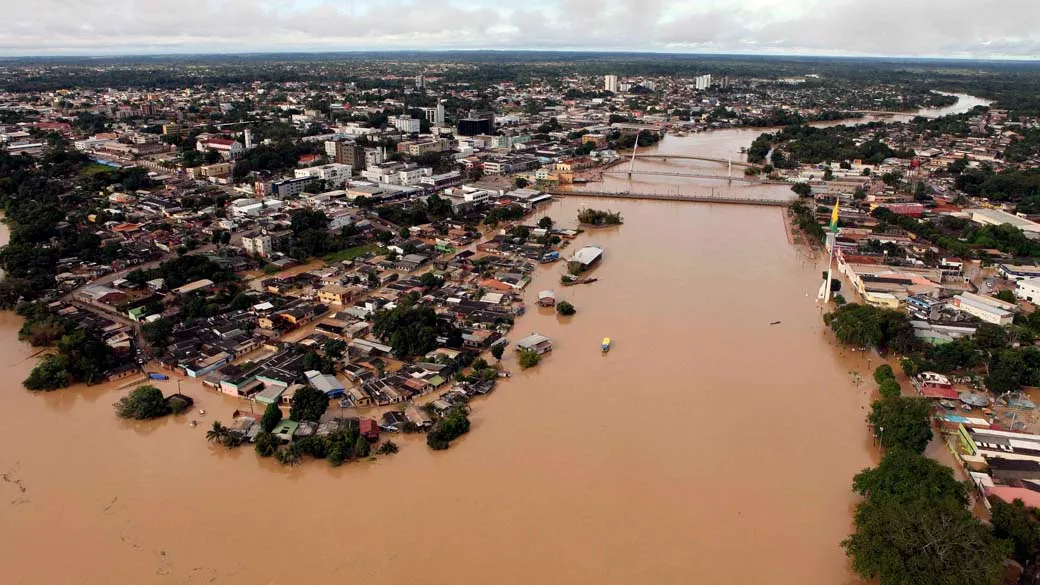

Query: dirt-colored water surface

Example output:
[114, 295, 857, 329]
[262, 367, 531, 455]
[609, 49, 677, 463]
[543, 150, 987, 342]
[0, 96, 988, 584]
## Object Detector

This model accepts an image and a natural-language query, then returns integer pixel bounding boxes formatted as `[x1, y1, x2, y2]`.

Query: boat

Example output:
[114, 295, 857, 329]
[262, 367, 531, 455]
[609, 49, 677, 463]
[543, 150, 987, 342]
[147, 372, 169, 381]
[602, 337, 611, 353]
[939, 399, 956, 410]
[769, 321, 781, 325]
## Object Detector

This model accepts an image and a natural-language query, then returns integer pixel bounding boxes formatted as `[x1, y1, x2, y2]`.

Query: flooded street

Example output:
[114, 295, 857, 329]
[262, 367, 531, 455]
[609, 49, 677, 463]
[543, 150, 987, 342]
[0, 96, 985, 584]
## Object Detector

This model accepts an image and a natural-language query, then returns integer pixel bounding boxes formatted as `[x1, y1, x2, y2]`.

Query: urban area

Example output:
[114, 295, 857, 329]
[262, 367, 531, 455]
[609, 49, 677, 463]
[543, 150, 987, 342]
[4, 54, 1040, 584]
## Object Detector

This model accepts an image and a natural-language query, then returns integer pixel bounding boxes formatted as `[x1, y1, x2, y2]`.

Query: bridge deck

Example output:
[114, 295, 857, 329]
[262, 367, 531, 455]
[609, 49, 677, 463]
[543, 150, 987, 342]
[550, 190, 793, 207]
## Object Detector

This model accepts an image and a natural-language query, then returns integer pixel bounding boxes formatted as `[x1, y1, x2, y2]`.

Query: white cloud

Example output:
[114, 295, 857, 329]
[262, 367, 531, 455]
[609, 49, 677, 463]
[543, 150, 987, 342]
[0, 0, 1037, 58]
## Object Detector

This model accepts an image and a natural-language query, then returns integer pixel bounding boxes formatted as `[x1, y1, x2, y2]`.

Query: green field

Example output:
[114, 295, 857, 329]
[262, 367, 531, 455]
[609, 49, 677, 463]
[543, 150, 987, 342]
[322, 243, 380, 263]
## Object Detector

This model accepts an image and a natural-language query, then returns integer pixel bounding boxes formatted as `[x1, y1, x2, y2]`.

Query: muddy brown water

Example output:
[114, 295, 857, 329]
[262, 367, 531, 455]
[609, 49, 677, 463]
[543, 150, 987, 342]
[0, 96, 988, 584]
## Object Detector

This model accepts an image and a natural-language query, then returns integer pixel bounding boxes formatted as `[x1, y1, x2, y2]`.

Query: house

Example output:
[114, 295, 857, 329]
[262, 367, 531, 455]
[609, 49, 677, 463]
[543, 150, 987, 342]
[359, 418, 380, 442]
[305, 370, 346, 398]
[317, 285, 356, 306]
[271, 420, 299, 442]
[404, 405, 433, 429]
[516, 333, 553, 354]
[380, 410, 408, 432]
[537, 290, 556, 307]
[75, 285, 128, 306]
[196, 137, 244, 159]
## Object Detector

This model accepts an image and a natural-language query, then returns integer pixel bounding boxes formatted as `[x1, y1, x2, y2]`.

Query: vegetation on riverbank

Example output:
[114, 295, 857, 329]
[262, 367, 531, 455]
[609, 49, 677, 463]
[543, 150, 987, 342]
[427, 405, 471, 450]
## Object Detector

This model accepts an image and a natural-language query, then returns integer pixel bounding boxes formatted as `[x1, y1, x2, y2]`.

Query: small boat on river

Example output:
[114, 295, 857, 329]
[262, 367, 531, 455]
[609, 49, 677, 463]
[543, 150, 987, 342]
[602, 337, 611, 353]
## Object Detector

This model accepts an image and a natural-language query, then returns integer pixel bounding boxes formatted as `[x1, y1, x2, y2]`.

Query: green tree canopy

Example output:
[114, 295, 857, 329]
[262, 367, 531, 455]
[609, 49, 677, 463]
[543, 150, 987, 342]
[852, 449, 969, 506]
[289, 385, 329, 423]
[868, 396, 933, 454]
[114, 385, 171, 420]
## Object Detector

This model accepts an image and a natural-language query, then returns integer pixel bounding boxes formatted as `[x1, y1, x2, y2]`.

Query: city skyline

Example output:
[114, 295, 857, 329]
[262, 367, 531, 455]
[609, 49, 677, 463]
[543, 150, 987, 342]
[3, 0, 1040, 59]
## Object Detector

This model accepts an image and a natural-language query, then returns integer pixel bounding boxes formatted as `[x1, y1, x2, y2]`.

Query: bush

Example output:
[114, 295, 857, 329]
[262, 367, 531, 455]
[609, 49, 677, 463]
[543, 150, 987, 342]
[275, 443, 301, 466]
[24, 354, 70, 391]
[518, 349, 540, 369]
[377, 440, 399, 455]
[556, 301, 576, 316]
[168, 395, 190, 415]
[878, 378, 902, 399]
[873, 364, 895, 385]
[114, 385, 171, 420]
[260, 402, 283, 433]
[427, 406, 470, 450]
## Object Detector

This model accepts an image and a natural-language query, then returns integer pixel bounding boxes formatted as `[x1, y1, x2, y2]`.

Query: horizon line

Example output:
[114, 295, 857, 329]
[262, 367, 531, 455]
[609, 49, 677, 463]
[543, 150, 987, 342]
[0, 48, 1039, 64]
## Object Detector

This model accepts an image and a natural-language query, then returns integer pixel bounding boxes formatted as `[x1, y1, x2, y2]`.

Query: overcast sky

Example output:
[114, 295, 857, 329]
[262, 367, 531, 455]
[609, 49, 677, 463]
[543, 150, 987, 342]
[2, 0, 1039, 58]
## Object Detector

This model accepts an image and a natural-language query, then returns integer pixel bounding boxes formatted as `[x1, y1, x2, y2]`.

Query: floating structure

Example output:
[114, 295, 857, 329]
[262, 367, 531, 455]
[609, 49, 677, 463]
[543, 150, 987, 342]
[601, 337, 611, 353]
[568, 245, 603, 273]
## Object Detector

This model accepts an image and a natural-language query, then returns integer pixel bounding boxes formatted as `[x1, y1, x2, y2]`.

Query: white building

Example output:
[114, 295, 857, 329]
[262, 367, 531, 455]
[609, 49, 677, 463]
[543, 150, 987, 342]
[970, 208, 1040, 237]
[230, 198, 284, 219]
[695, 74, 713, 91]
[294, 163, 353, 188]
[420, 103, 446, 125]
[241, 232, 273, 258]
[364, 148, 385, 167]
[604, 75, 618, 93]
[951, 292, 1017, 326]
[196, 137, 244, 159]
[390, 115, 421, 134]
[1016, 277, 1040, 303]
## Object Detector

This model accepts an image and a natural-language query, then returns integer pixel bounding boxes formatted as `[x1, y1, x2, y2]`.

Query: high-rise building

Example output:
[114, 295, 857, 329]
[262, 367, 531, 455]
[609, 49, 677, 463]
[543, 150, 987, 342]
[415, 74, 425, 89]
[420, 102, 446, 125]
[604, 74, 619, 93]
[325, 140, 366, 170]
[694, 74, 713, 91]
[243, 128, 254, 150]
[457, 111, 495, 137]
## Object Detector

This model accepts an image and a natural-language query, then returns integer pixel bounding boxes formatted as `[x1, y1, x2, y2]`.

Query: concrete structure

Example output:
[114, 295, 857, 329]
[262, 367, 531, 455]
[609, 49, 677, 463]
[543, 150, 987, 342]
[270, 177, 315, 198]
[604, 75, 619, 93]
[951, 292, 1017, 326]
[241, 232, 273, 259]
[999, 264, 1040, 281]
[294, 163, 353, 188]
[420, 103, 445, 125]
[390, 115, 421, 134]
[1016, 277, 1040, 303]
[970, 208, 1040, 236]
[326, 140, 366, 169]
[516, 333, 553, 355]
[196, 137, 243, 159]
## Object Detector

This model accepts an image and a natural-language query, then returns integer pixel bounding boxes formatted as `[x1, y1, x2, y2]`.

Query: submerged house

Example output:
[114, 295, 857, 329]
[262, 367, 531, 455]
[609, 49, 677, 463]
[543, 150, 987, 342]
[516, 333, 553, 355]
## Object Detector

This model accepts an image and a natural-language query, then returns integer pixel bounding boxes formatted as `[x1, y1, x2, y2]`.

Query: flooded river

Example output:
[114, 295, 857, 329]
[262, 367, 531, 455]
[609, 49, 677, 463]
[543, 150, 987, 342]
[0, 95, 986, 585]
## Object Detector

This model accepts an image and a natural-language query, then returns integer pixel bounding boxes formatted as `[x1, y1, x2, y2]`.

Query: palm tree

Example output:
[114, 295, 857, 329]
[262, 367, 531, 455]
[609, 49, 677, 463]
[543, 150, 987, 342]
[206, 421, 229, 443]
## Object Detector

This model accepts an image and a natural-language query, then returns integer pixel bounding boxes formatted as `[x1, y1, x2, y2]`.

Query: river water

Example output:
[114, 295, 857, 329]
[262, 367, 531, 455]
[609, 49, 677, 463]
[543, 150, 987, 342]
[0, 95, 987, 585]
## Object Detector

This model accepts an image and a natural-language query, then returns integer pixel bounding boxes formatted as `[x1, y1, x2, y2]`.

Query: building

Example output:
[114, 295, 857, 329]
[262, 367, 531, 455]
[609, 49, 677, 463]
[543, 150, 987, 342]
[241, 232, 273, 259]
[270, 176, 315, 199]
[390, 115, 421, 134]
[420, 103, 445, 125]
[695, 74, 713, 91]
[970, 209, 1040, 236]
[243, 128, 254, 150]
[415, 74, 425, 89]
[951, 292, 1017, 326]
[1016, 277, 1040, 303]
[457, 113, 494, 137]
[294, 163, 353, 188]
[305, 370, 345, 398]
[325, 140, 366, 169]
[516, 333, 553, 355]
[569, 245, 604, 271]
[604, 74, 618, 93]
[195, 137, 244, 159]
[999, 264, 1040, 281]
[317, 285, 356, 306]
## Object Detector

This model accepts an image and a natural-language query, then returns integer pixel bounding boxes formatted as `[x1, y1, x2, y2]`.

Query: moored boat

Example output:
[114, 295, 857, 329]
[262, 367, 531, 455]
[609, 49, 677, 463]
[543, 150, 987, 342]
[602, 337, 611, 353]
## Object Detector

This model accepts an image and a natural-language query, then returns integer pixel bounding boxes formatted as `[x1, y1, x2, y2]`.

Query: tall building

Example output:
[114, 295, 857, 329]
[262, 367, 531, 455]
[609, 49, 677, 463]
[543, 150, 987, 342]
[390, 115, 421, 134]
[421, 102, 446, 125]
[457, 111, 495, 137]
[325, 140, 366, 170]
[243, 128, 254, 150]
[604, 74, 619, 93]
[695, 74, 713, 91]
[415, 74, 425, 89]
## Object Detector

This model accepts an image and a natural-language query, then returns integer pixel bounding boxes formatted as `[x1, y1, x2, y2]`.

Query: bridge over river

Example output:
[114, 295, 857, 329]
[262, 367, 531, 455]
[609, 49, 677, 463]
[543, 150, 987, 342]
[602, 169, 786, 184]
[549, 189, 794, 207]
